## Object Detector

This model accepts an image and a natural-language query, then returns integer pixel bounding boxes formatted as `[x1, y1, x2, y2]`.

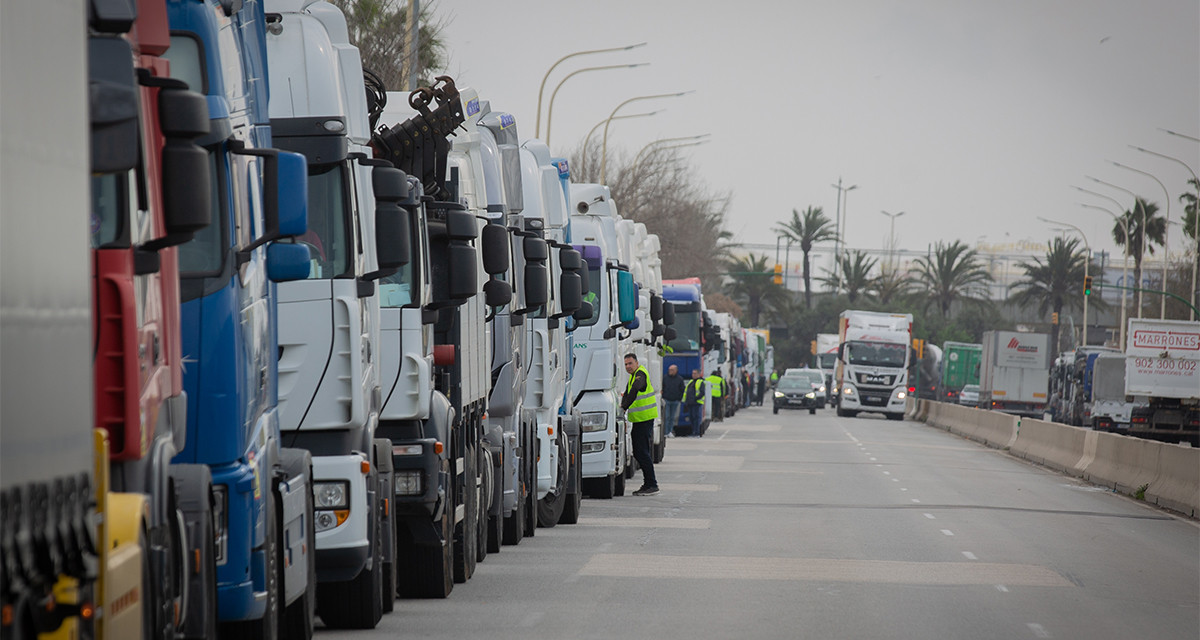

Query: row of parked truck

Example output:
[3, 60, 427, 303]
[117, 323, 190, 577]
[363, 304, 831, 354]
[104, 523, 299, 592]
[0, 1, 706, 637]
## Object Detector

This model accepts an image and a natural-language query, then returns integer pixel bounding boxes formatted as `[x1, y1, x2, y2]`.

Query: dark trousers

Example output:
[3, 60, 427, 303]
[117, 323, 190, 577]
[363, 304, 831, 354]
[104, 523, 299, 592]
[685, 403, 703, 436]
[631, 421, 657, 488]
[713, 397, 723, 421]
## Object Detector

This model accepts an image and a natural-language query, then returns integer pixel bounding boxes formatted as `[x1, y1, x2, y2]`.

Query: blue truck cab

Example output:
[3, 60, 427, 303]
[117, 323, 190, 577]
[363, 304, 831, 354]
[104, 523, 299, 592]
[663, 281, 709, 434]
[166, 0, 315, 635]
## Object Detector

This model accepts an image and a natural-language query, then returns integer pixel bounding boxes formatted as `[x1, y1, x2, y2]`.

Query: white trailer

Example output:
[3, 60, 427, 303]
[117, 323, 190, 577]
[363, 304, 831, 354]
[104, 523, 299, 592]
[979, 331, 1050, 418]
[1123, 319, 1200, 445]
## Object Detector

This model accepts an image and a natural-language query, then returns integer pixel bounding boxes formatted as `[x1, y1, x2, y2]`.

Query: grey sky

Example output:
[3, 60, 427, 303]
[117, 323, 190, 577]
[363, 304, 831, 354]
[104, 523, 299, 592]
[437, 1, 1198, 266]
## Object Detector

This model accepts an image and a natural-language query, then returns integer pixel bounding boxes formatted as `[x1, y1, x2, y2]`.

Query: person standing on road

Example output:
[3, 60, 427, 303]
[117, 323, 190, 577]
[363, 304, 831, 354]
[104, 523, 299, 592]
[706, 371, 725, 422]
[661, 364, 684, 438]
[756, 374, 765, 406]
[683, 369, 706, 437]
[622, 354, 659, 496]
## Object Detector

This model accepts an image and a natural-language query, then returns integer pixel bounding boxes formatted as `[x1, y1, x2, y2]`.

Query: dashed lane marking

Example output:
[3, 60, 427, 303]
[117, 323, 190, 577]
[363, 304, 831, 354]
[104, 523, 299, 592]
[657, 483, 720, 492]
[941, 529, 955, 536]
[576, 517, 710, 529]
[963, 552, 978, 560]
[1027, 623, 1052, 638]
[577, 554, 1074, 587]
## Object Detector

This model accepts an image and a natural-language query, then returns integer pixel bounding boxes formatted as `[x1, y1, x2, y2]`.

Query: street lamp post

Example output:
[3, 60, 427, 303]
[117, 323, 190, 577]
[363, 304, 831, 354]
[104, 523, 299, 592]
[534, 42, 647, 139]
[632, 134, 710, 169]
[544, 63, 648, 148]
[1074, 186, 1131, 349]
[831, 178, 858, 293]
[582, 111, 660, 156]
[880, 210, 905, 272]
[1040, 217, 1090, 347]
[1087, 175, 1147, 317]
[1131, 144, 1200, 320]
[1110, 160, 1171, 318]
[600, 91, 693, 184]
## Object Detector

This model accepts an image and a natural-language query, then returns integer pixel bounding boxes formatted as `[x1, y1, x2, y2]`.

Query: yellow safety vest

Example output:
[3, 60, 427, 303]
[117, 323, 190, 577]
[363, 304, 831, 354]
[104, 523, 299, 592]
[705, 375, 724, 398]
[626, 366, 659, 422]
[685, 379, 705, 405]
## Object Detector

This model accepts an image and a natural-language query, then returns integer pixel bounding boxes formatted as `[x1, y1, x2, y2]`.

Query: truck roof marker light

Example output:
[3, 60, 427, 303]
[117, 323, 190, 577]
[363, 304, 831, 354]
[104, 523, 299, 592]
[361, 460, 371, 474]
[323, 120, 345, 133]
[434, 441, 444, 455]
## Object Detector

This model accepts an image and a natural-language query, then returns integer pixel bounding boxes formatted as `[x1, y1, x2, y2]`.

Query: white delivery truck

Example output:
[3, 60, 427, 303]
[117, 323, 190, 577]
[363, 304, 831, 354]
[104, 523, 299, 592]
[1088, 352, 1145, 431]
[1124, 319, 1200, 446]
[979, 331, 1051, 417]
[815, 333, 839, 401]
[834, 311, 913, 420]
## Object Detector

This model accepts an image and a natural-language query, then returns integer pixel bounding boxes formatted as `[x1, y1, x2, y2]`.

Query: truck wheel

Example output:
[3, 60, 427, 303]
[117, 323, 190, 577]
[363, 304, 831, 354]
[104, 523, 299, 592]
[502, 479, 525, 545]
[487, 513, 503, 553]
[453, 443, 478, 583]
[280, 473, 315, 639]
[653, 441, 665, 464]
[315, 502, 383, 628]
[613, 471, 626, 497]
[476, 447, 490, 563]
[585, 474, 615, 499]
[558, 458, 582, 524]
[222, 493, 279, 640]
[537, 491, 565, 528]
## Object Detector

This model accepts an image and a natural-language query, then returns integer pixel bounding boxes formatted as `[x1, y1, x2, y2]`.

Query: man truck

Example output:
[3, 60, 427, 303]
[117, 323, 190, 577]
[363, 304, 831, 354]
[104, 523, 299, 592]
[834, 311, 913, 420]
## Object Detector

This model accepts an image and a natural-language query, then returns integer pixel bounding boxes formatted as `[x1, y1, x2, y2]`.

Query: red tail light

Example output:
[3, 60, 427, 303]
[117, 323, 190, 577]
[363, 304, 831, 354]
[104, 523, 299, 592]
[908, 386, 916, 394]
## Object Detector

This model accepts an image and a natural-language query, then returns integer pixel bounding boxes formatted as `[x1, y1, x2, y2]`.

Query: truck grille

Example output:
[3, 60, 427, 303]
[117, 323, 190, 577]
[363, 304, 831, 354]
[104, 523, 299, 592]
[856, 373, 895, 386]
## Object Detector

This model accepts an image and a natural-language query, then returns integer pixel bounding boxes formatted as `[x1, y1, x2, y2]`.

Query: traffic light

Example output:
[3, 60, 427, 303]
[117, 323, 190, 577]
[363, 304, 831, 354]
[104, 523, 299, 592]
[1083, 275, 1093, 296]
[911, 338, 924, 359]
[1051, 311, 1059, 325]
[773, 263, 783, 285]
[810, 340, 817, 355]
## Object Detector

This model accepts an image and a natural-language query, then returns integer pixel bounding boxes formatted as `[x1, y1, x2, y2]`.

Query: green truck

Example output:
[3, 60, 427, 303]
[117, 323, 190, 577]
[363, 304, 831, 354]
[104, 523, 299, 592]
[940, 342, 983, 402]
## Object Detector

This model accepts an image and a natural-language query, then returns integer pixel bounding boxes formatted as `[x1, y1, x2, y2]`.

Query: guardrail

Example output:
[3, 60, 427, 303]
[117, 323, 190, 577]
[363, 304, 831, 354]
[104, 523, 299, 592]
[908, 399, 1198, 518]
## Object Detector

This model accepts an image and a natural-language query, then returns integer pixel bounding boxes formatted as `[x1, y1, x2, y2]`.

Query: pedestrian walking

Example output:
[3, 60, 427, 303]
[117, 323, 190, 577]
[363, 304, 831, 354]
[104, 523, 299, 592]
[622, 354, 659, 496]
[683, 369, 706, 436]
[661, 364, 684, 438]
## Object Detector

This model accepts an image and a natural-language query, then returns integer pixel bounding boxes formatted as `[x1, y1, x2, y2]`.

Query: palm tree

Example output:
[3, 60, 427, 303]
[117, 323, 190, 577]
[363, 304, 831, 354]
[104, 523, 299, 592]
[723, 253, 790, 327]
[913, 240, 992, 317]
[1111, 197, 1166, 303]
[1009, 236, 1091, 350]
[774, 206, 838, 309]
[819, 250, 876, 304]
[871, 268, 911, 305]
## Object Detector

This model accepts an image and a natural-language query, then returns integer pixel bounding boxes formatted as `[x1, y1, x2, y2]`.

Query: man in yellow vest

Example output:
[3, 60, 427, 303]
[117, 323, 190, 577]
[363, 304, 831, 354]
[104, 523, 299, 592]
[683, 369, 706, 437]
[706, 371, 725, 422]
[622, 354, 659, 495]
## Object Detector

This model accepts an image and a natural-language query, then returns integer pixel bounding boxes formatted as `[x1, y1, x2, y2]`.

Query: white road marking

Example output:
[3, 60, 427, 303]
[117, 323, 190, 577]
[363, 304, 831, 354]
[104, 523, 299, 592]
[963, 552, 978, 560]
[911, 499, 920, 503]
[1027, 622, 1052, 638]
[941, 529, 955, 536]
[923, 513, 936, 519]
[892, 478, 900, 482]
[578, 554, 1074, 586]
[577, 517, 710, 529]
[847, 433, 861, 443]
[996, 584, 1010, 592]
[882, 471, 891, 475]
[869, 457, 877, 461]
[900, 488, 908, 492]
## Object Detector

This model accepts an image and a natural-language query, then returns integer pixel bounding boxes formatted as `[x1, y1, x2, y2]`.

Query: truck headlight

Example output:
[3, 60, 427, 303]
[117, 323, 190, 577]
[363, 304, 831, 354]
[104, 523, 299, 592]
[313, 481, 349, 509]
[896, 391, 907, 400]
[394, 470, 423, 496]
[843, 387, 856, 396]
[211, 485, 228, 566]
[581, 442, 606, 454]
[581, 412, 608, 432]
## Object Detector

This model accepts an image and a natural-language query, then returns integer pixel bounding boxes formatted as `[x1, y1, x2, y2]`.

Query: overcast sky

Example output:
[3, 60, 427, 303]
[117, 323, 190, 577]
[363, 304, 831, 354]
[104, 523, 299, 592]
[436, 1, 1198, 265]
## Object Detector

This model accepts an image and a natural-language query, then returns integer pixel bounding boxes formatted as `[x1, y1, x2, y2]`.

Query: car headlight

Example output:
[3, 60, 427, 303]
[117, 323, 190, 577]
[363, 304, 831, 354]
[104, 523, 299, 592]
[581, 412, 608, 432]
[774, 391, 784, 398]
[805, 392, 816, 399]
[818, 386, 826, 393]
[313, 480, 349, 509]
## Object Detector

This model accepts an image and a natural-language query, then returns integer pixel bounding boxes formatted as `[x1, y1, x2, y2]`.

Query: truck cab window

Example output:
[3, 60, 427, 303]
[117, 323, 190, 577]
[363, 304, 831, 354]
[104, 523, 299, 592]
[668, 310, 700, 352]
[178, 151, 226, 275]
[576, 267, 602, 326]
[302, 163, 352, 279]
[90, 173, 128, 249]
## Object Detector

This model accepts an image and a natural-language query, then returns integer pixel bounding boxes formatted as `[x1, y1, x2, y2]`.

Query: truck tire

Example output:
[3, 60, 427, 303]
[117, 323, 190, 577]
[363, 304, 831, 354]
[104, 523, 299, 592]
[453, 442, 477, 583]
[773, 405, 779, 414]
[886, 413, 904, 421]
[523, 474, 537, 538]
[502, 480, 524, 545]
[558, 453, 582, 524]
[584, 474, 615, 499]
[280, 472, 315, 639]
[173, 464, 218, 640]
[613, 471, 626, 497]
[316, 536, 383, 628]
[222, 492, 279, 640]
[523, 422, 537, 537]
[537, 492, 565, 528]
[487, 512, 503, 553]
[476, 446, 491, 562]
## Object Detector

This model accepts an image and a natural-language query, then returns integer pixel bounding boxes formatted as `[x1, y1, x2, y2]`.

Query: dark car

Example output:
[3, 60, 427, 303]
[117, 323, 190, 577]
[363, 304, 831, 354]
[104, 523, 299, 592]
[774, 371, 826, 415]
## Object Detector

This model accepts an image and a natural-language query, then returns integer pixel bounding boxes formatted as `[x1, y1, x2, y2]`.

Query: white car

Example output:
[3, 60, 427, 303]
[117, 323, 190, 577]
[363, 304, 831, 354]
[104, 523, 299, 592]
[958, 384, 980, 407]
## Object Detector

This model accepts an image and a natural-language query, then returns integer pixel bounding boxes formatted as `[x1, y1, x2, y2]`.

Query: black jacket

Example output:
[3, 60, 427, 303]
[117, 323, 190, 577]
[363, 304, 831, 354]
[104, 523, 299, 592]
[621, 369, 648, 411]
[661, 373, 685, 401]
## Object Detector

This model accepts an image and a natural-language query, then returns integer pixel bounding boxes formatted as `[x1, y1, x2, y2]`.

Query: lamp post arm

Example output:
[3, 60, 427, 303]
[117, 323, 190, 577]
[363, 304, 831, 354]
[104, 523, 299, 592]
[534, 42, 647, 138]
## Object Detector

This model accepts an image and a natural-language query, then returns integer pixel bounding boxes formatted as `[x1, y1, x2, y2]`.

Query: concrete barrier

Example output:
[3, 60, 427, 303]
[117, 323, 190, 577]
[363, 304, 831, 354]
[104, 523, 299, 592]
[1085, 431, 1164, 496]
[1148, 443, 1200, 518]
[1009, 418, 1088, 477]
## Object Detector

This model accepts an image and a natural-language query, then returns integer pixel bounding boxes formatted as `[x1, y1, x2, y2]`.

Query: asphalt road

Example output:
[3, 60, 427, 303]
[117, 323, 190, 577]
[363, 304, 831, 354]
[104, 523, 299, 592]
[319, 405, 1199, 640]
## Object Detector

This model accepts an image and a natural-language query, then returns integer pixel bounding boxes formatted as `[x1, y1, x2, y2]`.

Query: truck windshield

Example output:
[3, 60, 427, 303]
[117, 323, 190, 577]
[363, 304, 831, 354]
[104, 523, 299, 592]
[577, 268, 602, 326]
[817, 353, 837, 369]
[668, 310, 701, 353]
[846, 341, 906, 368]
[301, 164, 353, 279]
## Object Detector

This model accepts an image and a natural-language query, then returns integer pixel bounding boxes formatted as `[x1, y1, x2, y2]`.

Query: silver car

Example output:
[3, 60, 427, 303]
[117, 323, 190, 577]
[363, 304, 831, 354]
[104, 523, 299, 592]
[958, 384, 980, 407]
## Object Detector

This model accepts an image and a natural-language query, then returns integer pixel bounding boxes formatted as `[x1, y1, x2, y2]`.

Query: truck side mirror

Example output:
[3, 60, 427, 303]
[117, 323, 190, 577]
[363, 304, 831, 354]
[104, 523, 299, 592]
[616, 270, 636, 324]
[89, 36, 140, 174]
[267, 242, 311, 282]
[664, 327, 677, 342]
[481, 223, 510, 275]
[373, 166, 411, 269]
[573, 300, 593, 322]
[484, 278, 512, 307]
[662, 302, 676, 326]
[274, 150, 308, 238]
[650, 294, 663, 322]
[522, 236, 549, 309]
[158, 85, 211, 238]
[558, 271, 582, 315]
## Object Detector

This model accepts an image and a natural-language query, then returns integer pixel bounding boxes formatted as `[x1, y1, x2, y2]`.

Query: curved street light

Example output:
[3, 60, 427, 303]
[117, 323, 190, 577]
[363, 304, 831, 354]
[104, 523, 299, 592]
[534, 42, 647, 138]
[1087, 175, 1148, 317]
[880, 210, 906, 273]
[1110, 160, 1170, 318]
[544, 63, 649, 148]
[632, 134, 710, 169]
[831, 179, 858, 293]
[600, 91, 694, 184]
[1040, 217, 1091, 347]
[1079, 202, 1129, 349]
[1131, 144, 1200, 320]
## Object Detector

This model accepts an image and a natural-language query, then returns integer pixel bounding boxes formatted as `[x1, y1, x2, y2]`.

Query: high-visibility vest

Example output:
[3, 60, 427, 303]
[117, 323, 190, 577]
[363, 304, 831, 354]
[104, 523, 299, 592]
[705, 375, 724, 398]
[626, 366, 659, 422]
[684, 379, 705, 405]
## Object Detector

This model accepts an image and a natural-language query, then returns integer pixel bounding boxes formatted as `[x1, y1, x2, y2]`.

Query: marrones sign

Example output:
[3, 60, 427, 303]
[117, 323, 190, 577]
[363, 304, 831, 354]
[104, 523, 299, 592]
[1124, 319, 1200, 399]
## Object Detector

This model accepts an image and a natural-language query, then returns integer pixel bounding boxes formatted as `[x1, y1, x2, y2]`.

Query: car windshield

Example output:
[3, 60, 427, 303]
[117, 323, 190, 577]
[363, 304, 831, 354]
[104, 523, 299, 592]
[962, 385, 979, 393]
[777, 378, 810, 391]
[846, 341, 907, 368]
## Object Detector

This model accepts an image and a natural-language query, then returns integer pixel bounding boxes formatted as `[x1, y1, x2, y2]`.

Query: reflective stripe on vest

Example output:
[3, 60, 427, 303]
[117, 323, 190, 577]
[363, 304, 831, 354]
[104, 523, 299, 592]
[685, 379, 705, 405]
[626, 366, 659, 422]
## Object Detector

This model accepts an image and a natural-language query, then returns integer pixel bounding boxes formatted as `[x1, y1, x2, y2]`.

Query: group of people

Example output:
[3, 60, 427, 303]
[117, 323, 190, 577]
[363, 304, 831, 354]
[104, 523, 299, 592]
[620, 353, 778, 497]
